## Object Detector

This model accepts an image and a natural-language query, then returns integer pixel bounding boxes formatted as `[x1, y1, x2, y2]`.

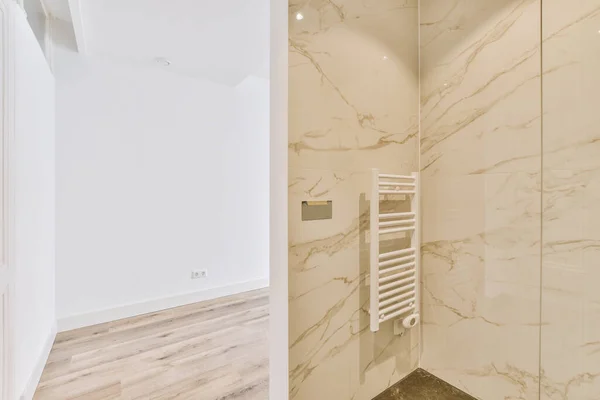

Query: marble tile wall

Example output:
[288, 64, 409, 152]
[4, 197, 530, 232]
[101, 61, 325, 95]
[541, 1, 600, 399]
[290, 1, 600, 398]
[288, 1, 420, 399]
[419, 1, 542, 399]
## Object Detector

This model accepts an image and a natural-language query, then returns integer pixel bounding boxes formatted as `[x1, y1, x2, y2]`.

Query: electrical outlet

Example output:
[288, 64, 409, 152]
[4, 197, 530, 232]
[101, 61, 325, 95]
[191, 269, 208, 279]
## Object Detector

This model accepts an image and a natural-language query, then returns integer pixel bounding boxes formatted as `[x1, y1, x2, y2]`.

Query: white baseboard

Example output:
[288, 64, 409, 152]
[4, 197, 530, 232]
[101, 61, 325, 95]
[20, 322, 57, 400]
[57, 278, 269, 332]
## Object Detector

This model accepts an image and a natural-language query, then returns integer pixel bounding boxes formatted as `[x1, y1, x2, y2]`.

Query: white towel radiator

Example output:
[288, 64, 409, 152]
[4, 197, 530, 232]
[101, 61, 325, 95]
[369, 169, 420, 334]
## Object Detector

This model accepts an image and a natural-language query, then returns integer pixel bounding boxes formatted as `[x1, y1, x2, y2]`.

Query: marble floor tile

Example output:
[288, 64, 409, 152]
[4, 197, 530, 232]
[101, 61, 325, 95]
[373, 369, 476, 400]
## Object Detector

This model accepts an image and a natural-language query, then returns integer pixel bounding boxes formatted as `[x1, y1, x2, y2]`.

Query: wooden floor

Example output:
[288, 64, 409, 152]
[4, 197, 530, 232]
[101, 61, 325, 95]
[34, 289, 269, 400]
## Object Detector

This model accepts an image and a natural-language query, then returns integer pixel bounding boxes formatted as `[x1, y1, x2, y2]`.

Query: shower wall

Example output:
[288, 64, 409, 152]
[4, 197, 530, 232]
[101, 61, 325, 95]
[419, 1, 542, 399]
[288, 0, 419, 399]
[289, 0, 600, 398]
[541, 1, 600, 399]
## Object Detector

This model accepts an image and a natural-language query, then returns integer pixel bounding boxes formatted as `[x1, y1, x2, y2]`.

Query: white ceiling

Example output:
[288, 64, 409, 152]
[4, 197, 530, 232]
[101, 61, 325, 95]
[44, 0, 270, 86]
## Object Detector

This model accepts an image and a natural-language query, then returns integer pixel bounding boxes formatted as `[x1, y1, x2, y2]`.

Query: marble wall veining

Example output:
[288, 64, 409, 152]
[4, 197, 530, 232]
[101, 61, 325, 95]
[419, 1, 542, 399]
[288, 0, 420, 399]
[289, 0, 600, 398]
[541, 1, 600, 399]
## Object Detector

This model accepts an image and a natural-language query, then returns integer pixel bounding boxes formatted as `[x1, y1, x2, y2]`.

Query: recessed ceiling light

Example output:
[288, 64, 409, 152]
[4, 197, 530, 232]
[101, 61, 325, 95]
[382, 55, 388, 60]
[154, 57, 171, 67]
[296, 13, 304, 20]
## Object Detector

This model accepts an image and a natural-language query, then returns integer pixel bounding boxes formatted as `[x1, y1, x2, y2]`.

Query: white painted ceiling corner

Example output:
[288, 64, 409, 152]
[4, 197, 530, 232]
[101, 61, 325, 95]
[42, 0, 270, 86]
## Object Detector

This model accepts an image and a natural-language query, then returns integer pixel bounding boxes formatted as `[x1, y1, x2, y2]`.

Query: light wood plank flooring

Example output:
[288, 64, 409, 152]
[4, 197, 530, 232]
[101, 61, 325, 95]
[34, 288, 269, 400]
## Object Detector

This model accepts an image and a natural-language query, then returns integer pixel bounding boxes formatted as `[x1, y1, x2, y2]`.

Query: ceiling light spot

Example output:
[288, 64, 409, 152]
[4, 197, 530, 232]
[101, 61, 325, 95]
[296, 13, 304, 20]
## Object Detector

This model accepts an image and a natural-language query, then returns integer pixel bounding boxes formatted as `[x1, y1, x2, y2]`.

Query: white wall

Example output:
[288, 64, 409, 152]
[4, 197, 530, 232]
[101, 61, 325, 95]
[13, 6, 56, 399]
[54, 45, 269, 328]
[229, 75, 270, 276]
[268, 0, 288, 397]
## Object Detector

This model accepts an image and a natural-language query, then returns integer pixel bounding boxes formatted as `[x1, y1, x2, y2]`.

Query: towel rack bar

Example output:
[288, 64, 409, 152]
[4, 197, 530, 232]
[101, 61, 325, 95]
[379, 297, 416, 316]
[379, 284, 416, 301]
[379, 212, 415, 220]
[379, 226, 415, 235]
[380, 276, 416, 292]
[380, 304, 416, 323]
[379, 248, 415, 260]
[379, 174, 415, 180]
[379, 219, 416, 228]
[379, 290, 415, 308]
[379, 254, 415, 268]
[379, 182, 416, 187]
[379, 269, 415, 284]
[380, 262, 416, 276]
[379, 190, 415, 195]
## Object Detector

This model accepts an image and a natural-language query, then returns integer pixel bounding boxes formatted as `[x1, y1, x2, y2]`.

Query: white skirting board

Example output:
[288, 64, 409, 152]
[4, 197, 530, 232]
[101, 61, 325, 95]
[57, 278, 270, 332]
[19, 323, 57, 400]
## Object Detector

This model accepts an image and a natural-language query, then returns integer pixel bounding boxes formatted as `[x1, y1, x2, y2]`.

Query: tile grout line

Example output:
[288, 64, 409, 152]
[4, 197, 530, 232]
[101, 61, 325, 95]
[538, 0, 544, 399]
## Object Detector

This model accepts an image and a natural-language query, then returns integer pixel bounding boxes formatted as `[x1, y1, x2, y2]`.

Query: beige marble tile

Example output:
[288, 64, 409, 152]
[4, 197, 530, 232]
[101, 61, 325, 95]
[288, 169, 419, 400]
[288, 0, 420, 399]
[540, 264, 600, 400]
[540, 1, 600, 399]
[541, 170, 600, 399]
[421, 173, 541, 400]
[420, 0, 542, 178]
[420, 2, 542, 398]
[542, 0, 600, 171]
[288, 0, 419, 173]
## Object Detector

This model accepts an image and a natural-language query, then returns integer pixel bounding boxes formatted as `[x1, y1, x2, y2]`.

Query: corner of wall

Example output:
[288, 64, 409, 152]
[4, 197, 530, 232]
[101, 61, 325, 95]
[57, 278, 269, 332]
[18, 322, 56, 400]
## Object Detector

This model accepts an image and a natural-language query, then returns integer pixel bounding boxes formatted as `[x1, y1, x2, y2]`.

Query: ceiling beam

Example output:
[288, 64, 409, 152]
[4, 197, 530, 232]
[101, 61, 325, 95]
[67, 0, 87, 53]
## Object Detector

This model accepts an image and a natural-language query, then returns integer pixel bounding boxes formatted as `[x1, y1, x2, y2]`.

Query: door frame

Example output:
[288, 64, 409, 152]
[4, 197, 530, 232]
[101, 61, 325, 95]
[0, 1, 15, 399]
[269, 0, 288, 399]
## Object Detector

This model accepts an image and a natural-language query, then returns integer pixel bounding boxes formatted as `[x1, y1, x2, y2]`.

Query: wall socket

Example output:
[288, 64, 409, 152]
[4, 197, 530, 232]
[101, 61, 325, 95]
[191, 269, 208, 279]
